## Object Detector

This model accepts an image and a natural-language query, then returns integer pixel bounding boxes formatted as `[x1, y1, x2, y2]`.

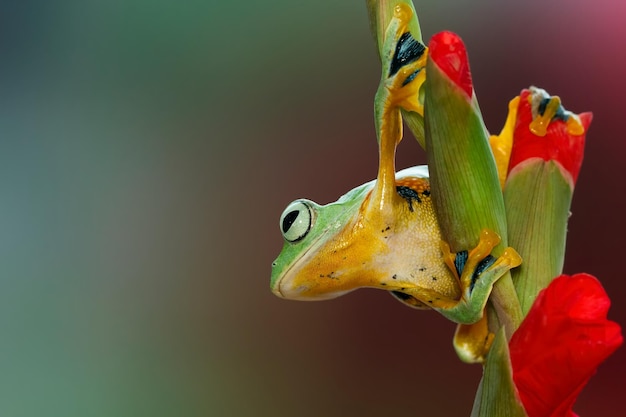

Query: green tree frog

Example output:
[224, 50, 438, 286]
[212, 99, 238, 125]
[270, 4, 521, 326]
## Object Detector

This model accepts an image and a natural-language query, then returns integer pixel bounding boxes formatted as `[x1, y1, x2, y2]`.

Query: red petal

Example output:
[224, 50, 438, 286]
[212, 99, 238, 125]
[428, 31, 473, 98]
[510, 274, 623, 417]
[508, 89, 591, 184]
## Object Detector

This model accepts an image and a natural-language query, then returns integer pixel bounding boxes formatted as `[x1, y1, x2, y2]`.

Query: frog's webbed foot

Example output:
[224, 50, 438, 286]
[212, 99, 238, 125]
[527, 87, 585, 137]
[453, 315, 494, 363]
[376, 4, 428, 117]
[437, 229, 522, 324]
[490, 87, 586, 189]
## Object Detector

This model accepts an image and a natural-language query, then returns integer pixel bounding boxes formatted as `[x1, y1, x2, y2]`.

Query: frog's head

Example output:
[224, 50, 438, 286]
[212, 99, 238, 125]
[271, 166, 440, 303]
[270, 179, 375, 301]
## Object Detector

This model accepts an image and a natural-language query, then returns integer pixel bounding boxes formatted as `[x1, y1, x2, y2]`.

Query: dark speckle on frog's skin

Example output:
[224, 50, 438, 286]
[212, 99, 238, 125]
[391, 291, 413, 301]
[396, 186, 422, 212]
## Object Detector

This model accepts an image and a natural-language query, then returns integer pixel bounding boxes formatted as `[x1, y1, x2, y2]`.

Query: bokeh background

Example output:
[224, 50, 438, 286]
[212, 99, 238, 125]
[0, 0, 624, 416]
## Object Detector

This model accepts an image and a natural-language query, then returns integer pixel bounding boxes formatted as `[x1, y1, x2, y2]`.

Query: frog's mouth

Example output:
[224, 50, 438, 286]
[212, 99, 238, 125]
[271, 228, 351, 301]
[271, 229, 325, 299]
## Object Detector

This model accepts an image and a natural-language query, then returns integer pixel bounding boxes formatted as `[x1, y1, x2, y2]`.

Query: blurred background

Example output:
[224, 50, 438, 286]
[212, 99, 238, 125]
[0, 0, 624, 415]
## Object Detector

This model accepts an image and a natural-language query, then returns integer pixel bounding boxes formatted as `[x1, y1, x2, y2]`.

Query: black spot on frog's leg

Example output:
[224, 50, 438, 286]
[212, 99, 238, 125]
[402, 68, 421, 87]
[538, 96, 570, 123]
[538, 97, 550, 117]
[454, 251, 468, 277]
[396, 186, 421, 212]
[553, 104, 570, 122]
[389, 32, 426, 77]
[470, 255, 496, 293]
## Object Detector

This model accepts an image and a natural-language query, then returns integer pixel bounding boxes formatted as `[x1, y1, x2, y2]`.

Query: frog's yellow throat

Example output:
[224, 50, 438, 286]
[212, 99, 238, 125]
[281, 175, 459, 304]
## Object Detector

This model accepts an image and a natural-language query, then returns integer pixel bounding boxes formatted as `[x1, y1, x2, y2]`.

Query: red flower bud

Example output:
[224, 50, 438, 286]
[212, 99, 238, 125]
[428, 31, 473, 98]
[509, 274, 623, 417]
[508, 87, 592, 184]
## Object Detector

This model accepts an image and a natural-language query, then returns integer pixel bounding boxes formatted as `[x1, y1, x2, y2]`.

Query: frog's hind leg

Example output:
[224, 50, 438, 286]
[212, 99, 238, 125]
[376, 4, 428, 119]
[437, 230, 522, 324]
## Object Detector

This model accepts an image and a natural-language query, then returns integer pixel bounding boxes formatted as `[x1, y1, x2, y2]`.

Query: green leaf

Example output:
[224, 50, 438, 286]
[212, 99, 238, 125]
[402, 108, 425, 148]
[504, 160, 573, 315]
[424, 57, 506, 252]
[423, 45, 522, 334]
[470, 329, 528, 417]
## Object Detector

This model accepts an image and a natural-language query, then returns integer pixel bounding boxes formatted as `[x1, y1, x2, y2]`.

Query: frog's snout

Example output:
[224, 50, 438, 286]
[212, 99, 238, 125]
[271, 264, 345, 301]
[270, 271, 307, 300]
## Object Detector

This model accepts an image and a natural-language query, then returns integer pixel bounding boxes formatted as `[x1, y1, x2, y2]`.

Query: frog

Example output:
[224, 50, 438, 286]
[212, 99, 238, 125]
[270, 4, 521, 327]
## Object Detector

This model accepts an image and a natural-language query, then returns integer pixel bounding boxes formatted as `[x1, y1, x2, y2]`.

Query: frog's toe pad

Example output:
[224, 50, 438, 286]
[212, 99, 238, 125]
[454, 316, 494, 364]
[448, 229, 522, 296]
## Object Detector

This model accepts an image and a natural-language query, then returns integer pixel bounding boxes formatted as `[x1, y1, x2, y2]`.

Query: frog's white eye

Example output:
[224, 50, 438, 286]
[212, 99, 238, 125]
[280, 200, 314, 243]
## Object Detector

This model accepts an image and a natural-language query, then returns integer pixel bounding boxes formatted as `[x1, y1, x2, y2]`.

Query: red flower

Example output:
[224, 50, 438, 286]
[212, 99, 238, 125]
[508, 87, 592, 184]
[509, 274, 623, 417]
[428, 31, 473, 98]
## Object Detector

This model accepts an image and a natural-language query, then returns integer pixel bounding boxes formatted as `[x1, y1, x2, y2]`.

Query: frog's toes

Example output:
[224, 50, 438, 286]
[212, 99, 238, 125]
[528, 87, 585, 137]
[438, 229, 521, 324]
[378, 4, 428, 114]
[453, 315, 494, 364]
[386, 35, 427, 113]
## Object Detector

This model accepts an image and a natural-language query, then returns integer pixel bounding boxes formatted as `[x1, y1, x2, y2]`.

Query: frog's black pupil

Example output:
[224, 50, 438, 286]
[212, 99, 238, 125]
[282, 210, 300, 233]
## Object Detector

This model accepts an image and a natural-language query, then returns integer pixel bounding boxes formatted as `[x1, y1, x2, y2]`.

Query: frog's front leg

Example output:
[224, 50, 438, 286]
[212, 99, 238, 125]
[369, 4, 428, 214]
[375, 4, 427, 126]
[436, 230, 522, 324]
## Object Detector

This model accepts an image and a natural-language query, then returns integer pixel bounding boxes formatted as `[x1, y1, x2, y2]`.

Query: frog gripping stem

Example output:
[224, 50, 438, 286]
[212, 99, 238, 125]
[370, 4, 428, 216]
[439, 230, 522, 324]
